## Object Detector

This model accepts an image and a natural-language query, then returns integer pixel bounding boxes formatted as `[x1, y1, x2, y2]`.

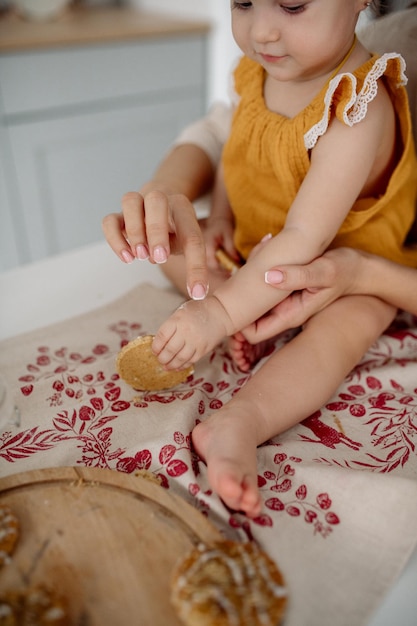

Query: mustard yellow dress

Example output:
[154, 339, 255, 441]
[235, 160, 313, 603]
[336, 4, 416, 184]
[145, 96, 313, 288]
[222, 54, 417, 266]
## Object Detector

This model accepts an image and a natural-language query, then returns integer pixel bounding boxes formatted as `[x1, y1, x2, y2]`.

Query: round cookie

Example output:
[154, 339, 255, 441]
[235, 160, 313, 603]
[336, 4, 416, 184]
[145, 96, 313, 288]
[0, 505, 19, 568]
[170, 540, 287, 626]
[116, 335, 194, 391]
[0, 586, 68, 625]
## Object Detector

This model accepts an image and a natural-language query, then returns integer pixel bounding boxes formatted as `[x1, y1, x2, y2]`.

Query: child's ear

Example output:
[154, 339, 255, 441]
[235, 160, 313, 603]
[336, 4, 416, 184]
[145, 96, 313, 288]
[359, 0, 371, 14]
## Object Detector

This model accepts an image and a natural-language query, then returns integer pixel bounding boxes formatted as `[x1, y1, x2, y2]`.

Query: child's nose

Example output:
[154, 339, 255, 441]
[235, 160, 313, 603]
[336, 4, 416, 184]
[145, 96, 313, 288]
[251, 9, 280, 44]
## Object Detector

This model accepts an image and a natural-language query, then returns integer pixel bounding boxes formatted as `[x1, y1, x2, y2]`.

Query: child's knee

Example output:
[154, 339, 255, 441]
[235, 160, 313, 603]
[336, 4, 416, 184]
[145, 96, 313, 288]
[303, 295, 396, 346]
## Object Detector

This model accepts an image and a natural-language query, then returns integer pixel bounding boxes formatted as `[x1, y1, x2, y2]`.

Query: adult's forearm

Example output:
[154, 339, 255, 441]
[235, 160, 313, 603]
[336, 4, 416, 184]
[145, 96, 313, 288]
[360, 253, 417, 315]
[139, 144, 215, 202]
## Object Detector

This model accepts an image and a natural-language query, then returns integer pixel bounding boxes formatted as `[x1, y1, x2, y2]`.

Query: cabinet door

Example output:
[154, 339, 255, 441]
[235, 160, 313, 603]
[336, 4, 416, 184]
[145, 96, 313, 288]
[0, 131, 21, 270]
[6, 97, 203, 262]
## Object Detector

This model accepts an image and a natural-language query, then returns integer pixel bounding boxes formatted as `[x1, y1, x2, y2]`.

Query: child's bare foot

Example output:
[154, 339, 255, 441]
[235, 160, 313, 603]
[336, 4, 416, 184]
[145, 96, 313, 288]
[192, 407, 263, 518]
[229, 331, 276, 372]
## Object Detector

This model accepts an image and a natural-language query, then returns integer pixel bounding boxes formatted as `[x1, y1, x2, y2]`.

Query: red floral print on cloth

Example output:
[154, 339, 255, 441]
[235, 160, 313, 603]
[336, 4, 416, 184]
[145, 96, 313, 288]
[1, 316, 417, 539]
[310, 379, 417, 473]
[0, 335, 249, 467]
[243, 452, 340, 538]
[304, 322, 417, 474]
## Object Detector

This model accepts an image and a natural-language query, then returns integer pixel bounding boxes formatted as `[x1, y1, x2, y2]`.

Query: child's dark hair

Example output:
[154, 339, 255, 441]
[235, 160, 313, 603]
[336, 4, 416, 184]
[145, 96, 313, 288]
[369, 1, 396, 17]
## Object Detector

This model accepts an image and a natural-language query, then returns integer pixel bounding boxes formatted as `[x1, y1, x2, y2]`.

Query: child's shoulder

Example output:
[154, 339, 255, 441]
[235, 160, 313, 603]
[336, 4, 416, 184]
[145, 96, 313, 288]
[305, 53, 406, 150]
[353, 52, 407, 89]
[337, 52, 406, 125]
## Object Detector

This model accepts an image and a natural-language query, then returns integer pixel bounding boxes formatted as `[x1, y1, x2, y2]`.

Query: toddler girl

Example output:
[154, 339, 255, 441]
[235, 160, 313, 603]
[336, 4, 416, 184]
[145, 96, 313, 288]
[151, 1, 417, 517]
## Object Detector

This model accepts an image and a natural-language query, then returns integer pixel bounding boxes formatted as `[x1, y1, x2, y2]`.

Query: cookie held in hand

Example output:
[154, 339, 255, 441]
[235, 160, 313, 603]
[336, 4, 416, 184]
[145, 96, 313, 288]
[170, 540, 287, 626]
[116, 335, 193, 391]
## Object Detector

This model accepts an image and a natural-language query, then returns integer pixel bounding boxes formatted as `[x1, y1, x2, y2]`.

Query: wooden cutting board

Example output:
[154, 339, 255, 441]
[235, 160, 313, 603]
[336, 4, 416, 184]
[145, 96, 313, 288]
[0, 466, 225, 625]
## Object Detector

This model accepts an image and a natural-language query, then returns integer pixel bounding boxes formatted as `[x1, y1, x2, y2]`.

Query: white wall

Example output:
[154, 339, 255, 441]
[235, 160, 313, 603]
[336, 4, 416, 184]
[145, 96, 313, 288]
[128, 0, 240, 107]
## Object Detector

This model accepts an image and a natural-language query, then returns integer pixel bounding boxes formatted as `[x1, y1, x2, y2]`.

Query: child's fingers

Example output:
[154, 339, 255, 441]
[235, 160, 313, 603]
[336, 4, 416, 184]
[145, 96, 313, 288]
[151, 325, 174, 357]
[153, 334, 196, 370]
[152, 323, 184, 362]
[221, 237, 240, 264]
[164, 351, 196, 371]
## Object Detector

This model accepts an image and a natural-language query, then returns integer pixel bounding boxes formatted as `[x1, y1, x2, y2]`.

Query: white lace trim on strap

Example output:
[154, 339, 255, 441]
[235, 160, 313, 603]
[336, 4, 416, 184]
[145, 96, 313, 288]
[304, 53, 407, 150]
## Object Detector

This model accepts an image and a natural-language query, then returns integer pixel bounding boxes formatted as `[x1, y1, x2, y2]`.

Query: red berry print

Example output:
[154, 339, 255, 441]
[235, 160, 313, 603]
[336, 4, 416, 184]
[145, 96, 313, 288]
[317, 493, 332, 510]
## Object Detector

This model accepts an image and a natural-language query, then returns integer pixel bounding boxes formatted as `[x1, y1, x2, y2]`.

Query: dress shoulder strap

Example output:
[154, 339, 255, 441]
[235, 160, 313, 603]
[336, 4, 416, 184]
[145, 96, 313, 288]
[304, 53, 407, 150]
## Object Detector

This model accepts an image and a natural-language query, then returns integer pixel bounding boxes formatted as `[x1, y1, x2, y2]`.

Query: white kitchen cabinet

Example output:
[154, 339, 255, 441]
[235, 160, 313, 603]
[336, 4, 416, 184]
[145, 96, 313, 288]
[133, 0, 240, 105]
[0, 125, 21, 269]
[0, 10, 209, 270]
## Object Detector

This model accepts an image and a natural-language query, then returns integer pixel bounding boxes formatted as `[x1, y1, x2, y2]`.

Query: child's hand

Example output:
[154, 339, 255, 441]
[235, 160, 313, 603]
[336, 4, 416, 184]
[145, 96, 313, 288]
[204, 216, 239, 270]
[152, 297, 231, 370]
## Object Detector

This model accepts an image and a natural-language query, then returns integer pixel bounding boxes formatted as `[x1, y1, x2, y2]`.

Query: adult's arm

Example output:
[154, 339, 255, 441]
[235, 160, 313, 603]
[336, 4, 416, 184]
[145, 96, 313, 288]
[102, 103, 231, 299]
[243, 248, 417, 342]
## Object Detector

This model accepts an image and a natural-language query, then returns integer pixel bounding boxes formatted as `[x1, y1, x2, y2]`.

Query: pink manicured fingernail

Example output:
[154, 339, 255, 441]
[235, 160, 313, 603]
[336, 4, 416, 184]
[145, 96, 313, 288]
[153, 246, 168, 264]
[121, 250, 134, 264]
[188, 283, 208, 301]
[136, 244, 149, 260]
[260, 233, 273, 243]
[265, 270, 284, 285]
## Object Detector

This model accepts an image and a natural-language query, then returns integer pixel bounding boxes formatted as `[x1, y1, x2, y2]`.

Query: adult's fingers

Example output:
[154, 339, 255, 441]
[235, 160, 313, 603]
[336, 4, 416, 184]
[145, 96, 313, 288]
[102, 190, 171, 264]
[265, 255, 336, 291]
[120, 191, 150, 260]
[120, 190, 172, 264]
[101, 212, 135, 264]
[170, 194, 209, 300]
[241, 295, 304, 342]
[142, 190, 172, 264]
[243, 289, 333, 343]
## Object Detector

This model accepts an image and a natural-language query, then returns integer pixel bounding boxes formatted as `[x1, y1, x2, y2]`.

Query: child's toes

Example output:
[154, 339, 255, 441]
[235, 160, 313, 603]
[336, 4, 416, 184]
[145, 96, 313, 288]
[241, 476, 262, 518]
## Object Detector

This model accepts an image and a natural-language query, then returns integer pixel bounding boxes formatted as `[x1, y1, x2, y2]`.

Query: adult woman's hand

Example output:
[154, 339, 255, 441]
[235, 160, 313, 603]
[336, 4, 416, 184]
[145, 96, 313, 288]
[244, 245, 417, 343]
[242, 248, 365, 342]
[102, 144, 215, 301]
[102, 190, 208, 301]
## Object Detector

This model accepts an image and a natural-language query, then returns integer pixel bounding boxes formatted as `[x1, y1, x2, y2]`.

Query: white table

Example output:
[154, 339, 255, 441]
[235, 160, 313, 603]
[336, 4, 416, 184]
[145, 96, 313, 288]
[0, 241, 170, 341]
[0, 241, 416, 625]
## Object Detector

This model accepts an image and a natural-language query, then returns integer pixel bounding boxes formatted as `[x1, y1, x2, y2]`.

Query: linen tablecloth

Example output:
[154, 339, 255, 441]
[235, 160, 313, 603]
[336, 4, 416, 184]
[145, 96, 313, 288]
[1, 283, 416, 626]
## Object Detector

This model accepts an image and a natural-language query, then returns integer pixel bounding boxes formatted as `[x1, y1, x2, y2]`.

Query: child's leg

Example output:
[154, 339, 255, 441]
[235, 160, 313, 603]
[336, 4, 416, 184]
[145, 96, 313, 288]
[192, 295, 396, 518]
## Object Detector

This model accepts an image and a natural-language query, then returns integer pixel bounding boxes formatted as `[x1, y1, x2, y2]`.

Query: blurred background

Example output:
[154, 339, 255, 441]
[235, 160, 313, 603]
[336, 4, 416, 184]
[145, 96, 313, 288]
[0, 0, 411, 271]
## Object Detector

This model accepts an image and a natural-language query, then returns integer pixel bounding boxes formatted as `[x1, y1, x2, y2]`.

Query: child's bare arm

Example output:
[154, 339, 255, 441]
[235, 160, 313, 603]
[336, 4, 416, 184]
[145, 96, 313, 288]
[213, 89, 393, 331]
[153, 86, 393, 368]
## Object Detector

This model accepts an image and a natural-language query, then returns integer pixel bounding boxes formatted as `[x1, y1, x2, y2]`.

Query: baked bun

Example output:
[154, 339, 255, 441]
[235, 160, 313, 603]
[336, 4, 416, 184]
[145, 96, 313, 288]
[0, 586, 68, 625]
[0, 505, 19, 568]
[116, 335, 193, 391]
[170, 541, 287, 626]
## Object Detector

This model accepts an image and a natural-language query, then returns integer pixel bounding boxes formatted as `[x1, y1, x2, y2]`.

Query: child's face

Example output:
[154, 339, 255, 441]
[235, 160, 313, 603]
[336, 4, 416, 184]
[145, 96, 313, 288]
[230, 0, 364, 82]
